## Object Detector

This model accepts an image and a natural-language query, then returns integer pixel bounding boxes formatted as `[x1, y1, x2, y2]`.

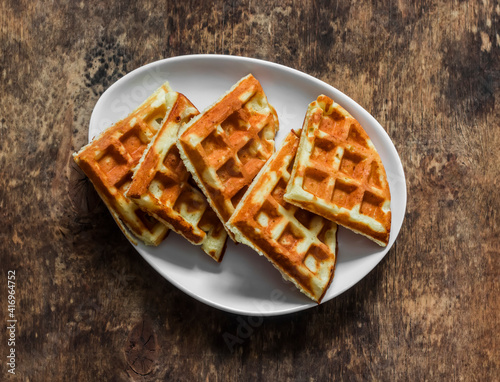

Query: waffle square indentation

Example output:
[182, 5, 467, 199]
[237, 139, 259, 166]
[254, 199, 282, 228]
[347, 123, 369, 148]
[97, 145, 127, 175]
[231, 185, 248, 208]
[221, 109, 250, 136]
[331, 180, 357, 208]
[367, 161, 383, 188]
[120, 126, 148, 160]
[201, 130, 228, 159]
[303, 168, 331, 200]
[162, 146, 184, 173]
[339, 150, 365, 178]
[173, 188, 205, 216]
[293, 208, 316, 230]
[360, 191, 384, 219]
[150, 172, 178, 201]
[143, 103, 167, 126]
[278, 223, 304, 251]
[311, 137, 336, 164]
[115, 171, 133, 192]
[217, 158, 244, 183]
[304, 244, 330, 272]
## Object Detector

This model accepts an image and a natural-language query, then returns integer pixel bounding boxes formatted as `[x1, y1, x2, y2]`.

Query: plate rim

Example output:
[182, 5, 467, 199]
[88, 54, 407, 316]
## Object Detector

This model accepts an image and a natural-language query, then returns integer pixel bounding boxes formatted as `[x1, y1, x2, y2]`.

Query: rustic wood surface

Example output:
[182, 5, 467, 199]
[1, 0, 498, 380]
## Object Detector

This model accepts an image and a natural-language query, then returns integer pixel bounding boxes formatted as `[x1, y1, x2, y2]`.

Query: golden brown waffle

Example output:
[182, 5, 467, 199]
[125, 93, 228, 262]
[227, 131, 338, 303]
[177, 74, 279, 239]
[73, 83, 175, 246]
[284, 95, 391, 246]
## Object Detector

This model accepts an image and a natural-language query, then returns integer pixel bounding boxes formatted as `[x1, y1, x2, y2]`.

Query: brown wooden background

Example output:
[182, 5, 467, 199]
[1, 0, 498, 380]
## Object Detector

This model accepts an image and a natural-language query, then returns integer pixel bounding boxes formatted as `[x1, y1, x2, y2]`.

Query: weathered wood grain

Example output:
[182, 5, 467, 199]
[1, 0, 498, 380]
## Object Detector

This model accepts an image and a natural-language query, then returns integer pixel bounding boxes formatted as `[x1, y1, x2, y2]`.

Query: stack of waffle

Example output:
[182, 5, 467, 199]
[74, 75, 391, 303]
[227, 131, 338, 302]
[177, 74, 279, 238]
[74, 84, 232, 259]
[125, 93, 228, 262]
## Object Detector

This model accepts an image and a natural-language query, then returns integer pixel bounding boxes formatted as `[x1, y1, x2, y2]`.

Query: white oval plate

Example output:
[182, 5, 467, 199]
[89, 54, 406, 316]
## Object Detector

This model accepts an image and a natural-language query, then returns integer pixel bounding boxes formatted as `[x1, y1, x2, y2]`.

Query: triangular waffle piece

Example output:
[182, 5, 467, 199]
[227, 131, 338, 303]
[284, 95, 391, 246]
[177, 74, 279, 239]
[126, 93, 228, 262]
[73, 83, 176, 246]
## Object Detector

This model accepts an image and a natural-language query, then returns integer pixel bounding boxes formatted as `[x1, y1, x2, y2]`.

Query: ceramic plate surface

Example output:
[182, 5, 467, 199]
[89, 54, 406, 316]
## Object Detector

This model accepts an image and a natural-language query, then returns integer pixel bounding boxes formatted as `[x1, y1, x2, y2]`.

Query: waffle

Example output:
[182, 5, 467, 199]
[125, 93, 228, 262]
[177, 74, 279, 238]
[227, 131, 338, 303]
[73, 82, 176, 246]
[284, 95, 391, 246]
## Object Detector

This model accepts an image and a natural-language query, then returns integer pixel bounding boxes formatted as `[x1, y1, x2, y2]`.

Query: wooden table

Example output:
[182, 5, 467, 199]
[1, 1, 498, 380]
